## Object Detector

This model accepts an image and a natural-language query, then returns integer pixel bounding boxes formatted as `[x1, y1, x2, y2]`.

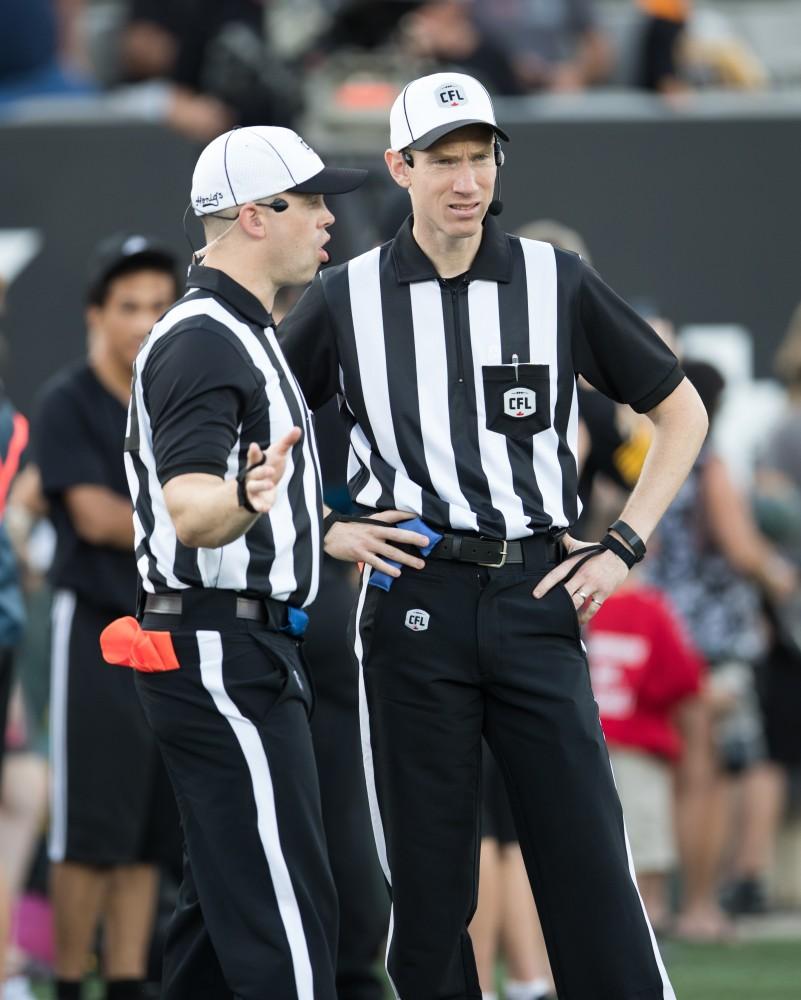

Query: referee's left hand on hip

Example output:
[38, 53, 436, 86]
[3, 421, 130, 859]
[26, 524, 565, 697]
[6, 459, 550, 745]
[244, 430, 301, 513]
[532, 533, 629, 625]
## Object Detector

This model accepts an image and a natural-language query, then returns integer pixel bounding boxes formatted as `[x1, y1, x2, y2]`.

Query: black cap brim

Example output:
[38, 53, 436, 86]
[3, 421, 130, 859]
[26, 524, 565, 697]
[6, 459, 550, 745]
[407, 120, 510, 150]
[291, 166, 368, 195]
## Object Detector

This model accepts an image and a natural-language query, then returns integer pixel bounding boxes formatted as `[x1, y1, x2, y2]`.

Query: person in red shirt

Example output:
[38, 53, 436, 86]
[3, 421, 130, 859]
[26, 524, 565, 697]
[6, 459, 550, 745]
[586, 581, 704, 929]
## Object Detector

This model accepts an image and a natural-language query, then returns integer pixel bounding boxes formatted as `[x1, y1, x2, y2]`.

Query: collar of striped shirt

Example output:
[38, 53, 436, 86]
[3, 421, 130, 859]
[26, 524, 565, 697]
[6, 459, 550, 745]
[186, 265, 273, 328]
[391, 214, 513, 285]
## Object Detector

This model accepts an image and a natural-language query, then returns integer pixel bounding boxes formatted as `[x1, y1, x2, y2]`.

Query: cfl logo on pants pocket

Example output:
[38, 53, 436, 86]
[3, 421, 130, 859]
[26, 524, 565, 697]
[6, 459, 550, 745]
[503, 387, 536, 418]
[405, 609, 430, 632]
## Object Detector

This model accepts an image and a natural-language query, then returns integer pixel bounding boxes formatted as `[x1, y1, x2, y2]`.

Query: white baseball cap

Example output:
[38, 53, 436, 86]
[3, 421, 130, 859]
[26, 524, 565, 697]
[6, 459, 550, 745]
[389, 72, 509, 152]
[191, 126, 367, 216]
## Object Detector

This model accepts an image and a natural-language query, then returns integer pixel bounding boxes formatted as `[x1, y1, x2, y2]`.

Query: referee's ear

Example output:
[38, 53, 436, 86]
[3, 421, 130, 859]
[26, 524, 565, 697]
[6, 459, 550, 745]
[238, 202, 269, 240]
[385, 149, 412, 190]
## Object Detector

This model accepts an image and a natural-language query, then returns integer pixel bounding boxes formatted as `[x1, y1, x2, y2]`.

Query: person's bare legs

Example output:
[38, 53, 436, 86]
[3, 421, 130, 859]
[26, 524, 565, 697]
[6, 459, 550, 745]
[0, 754, 49, 896]
[470, 839, 502, 997]
[733, 761, 786, 883]
[674, 697, 733, 939]
[103, 864, 158, 980]
[637, 872, 670, 933]
[0, 752, 49, 979]
[0, 866, 10, 982]
[51, 863, 110, 980]
[498, 845, 553, 998]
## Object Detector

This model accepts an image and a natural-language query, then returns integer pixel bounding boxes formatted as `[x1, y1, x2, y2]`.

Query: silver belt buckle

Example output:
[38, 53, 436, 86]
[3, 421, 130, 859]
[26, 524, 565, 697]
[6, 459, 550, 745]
[480, 540, 508, 568]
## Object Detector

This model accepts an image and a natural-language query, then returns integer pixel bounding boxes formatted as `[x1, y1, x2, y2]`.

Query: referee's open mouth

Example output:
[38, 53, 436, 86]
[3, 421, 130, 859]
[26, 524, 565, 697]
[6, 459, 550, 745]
[318, 239, 331, 263]
[448, 201, 482, 219]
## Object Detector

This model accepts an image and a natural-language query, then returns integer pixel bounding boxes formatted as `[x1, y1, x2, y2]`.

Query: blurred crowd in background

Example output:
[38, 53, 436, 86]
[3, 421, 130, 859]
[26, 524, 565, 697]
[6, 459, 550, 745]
[1, 0, 801, 140]
[1, 2, 801, 1000]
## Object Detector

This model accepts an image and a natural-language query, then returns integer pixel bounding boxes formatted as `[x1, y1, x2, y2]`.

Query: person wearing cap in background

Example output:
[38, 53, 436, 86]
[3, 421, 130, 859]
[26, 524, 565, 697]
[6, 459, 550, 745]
[278, 72, 709, 1000]
[31, 235, 181, 1000]
[116, 126, 394, 1000]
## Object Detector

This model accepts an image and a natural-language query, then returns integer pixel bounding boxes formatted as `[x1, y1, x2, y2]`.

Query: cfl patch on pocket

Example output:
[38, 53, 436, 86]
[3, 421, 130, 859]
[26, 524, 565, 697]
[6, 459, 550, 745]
[405, 609, 430, 632]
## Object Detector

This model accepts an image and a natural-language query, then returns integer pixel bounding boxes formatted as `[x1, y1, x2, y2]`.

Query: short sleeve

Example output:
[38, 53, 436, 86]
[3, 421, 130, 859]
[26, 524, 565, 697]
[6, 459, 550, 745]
[277, 276, 339, 411]
[142, 325, 263, 485]
[34, 383, 108, 495]
[574, 263, 684, 412]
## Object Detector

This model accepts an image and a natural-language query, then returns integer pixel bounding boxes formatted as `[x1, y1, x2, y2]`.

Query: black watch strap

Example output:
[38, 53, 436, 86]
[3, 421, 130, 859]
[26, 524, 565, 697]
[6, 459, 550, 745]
[608, 519, 646, 561]
[236, 453, 266, 515]
[324, 509, 349, 534]
[236, 473, 258, 514]
[323, 510, 389, 535]
[600, 533, 638, 570]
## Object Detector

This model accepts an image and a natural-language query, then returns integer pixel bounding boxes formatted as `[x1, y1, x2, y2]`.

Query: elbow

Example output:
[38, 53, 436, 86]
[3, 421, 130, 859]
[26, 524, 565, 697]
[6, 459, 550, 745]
[174, 519, 204, 549]
[171, 510, 204, 549]
[173, 514, 227, 550]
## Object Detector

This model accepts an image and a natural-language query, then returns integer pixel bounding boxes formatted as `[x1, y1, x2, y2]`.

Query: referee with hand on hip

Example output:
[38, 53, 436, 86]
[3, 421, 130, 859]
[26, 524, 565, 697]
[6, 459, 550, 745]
[278, 72, 708, 1000]
[118, 126, 368, 1000]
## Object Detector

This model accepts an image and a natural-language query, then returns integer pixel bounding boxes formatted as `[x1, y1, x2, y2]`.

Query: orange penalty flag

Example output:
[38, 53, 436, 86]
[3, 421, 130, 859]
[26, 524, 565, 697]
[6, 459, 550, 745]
[100, 616, 180, 673]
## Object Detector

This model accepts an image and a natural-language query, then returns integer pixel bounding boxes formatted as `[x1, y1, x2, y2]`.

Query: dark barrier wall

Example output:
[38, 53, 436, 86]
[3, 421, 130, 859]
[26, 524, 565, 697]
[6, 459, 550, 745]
[2, 109, 801, 418]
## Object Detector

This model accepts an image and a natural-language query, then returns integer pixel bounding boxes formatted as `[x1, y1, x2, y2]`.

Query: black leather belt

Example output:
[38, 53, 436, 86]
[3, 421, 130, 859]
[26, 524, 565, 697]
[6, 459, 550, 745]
[428, 532, 561, 568]
[144, 592, 282, 627]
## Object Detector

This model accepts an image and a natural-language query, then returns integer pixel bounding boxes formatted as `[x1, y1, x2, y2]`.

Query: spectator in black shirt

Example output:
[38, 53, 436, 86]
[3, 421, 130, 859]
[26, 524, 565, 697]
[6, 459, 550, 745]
[33, 235, 180, 1000]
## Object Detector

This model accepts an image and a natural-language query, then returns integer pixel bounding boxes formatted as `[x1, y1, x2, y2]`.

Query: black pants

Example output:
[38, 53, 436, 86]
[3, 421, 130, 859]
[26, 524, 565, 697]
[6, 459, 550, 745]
[49, 591, 178, 865]
[353, 548, 674, 1000]
[307, 558, 388, 1000]
[136, 608, 338, 1000]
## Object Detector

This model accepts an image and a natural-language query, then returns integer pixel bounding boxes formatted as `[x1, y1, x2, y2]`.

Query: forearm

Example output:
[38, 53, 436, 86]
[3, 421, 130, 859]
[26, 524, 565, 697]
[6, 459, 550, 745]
[65, 486, 135, 550]
[89, 510, 135, 550]
[165, 474, 258, 549]
[616, 385, 708, 543]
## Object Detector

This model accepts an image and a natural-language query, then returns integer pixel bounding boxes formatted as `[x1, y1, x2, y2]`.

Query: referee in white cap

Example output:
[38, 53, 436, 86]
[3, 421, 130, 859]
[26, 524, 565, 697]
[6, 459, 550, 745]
[118, 126, 371, 1000]
[278, 73, 708, 1000]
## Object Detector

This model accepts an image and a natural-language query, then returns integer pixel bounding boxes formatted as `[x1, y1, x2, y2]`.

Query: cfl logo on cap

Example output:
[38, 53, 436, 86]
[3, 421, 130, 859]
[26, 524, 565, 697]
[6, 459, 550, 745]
[504, 387, 536, 418]
[405, 609, 430, 632]
[436, 83, 468, 108]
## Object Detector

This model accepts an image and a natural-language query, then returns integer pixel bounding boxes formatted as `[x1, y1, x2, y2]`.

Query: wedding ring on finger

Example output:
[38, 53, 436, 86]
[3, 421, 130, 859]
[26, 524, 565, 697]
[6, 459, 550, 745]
[576, 590, 589, 602]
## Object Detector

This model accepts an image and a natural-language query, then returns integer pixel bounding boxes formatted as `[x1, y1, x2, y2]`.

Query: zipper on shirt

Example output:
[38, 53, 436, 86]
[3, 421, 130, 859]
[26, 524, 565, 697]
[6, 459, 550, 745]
[444, 279, 468, 384]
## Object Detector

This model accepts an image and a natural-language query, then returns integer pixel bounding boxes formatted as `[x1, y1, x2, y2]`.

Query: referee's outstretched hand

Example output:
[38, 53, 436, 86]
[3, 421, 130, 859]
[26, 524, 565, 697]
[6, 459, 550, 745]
[532, 533, 629, 625]
[244, 430, 301, 514]
[324, 510, 429, 577]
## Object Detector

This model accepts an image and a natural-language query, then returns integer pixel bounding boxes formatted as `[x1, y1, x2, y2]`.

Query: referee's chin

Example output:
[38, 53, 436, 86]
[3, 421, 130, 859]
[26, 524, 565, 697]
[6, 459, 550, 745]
[443, 219, 486, 241]
[279, 260, 322, 288]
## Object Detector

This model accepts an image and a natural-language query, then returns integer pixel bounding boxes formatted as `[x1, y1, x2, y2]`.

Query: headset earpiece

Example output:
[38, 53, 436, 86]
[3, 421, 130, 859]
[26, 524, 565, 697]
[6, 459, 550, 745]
[494, 140, 505, 167]
[403, 150, 415, 167]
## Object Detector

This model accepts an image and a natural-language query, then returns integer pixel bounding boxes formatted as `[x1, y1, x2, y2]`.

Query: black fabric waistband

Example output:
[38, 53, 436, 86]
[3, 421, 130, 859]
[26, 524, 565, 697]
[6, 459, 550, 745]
[142, 590, 287, 628]
[428, 531, 562, 569]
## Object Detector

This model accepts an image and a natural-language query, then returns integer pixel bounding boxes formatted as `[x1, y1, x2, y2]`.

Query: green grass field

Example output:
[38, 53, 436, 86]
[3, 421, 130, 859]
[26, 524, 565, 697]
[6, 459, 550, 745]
[659, 938, 801, 1000]
[29, 937, 801, 999]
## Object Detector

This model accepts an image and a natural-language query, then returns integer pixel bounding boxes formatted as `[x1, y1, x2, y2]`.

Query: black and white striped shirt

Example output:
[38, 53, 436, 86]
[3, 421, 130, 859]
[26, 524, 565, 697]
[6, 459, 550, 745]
[279, 216, 682, 541]
[125, 266, 323, 606]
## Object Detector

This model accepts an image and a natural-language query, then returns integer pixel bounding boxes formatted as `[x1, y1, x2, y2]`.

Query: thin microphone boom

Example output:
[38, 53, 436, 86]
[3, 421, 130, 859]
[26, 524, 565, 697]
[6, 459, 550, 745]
[488, 155, 503, 216]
